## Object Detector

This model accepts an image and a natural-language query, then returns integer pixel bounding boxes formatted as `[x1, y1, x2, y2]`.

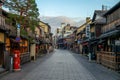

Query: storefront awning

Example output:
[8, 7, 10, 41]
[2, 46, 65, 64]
[99, 30, 120, 39]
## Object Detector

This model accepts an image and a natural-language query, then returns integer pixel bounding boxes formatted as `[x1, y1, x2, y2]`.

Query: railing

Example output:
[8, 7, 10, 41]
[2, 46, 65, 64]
[0, 15, 17, 37]
[20, 52, 30, 64]
[102, 19, 120, 33]
[96, 51, 120, 71]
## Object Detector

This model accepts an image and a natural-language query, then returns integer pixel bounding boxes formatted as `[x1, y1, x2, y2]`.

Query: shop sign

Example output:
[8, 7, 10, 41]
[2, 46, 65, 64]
[86, 25, 91, 39]
[15, 37, 21, 42]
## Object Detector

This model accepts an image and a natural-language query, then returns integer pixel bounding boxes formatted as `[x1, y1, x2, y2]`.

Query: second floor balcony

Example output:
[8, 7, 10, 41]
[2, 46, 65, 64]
[101, 18, 120, 34]
[99, 18, 120, 39]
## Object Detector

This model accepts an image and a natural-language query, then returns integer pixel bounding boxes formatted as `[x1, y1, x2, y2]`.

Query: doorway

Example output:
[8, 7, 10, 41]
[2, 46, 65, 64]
[0, 43, 4, 67]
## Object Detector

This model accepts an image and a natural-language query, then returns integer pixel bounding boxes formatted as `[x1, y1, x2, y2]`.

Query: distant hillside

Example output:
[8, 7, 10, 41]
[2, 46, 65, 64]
[40, 16, 85, 34]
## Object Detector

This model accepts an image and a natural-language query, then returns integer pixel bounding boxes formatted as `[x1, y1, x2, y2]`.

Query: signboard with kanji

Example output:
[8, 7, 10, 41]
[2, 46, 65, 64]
[86, 25, 91, 39]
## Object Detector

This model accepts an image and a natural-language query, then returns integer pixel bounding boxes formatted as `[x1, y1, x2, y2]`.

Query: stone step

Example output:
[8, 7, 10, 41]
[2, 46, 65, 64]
[0, 67, 8, 78]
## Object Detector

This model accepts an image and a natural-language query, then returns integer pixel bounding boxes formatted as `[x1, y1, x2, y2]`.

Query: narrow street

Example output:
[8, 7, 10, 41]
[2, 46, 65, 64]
[0, 49, 120, 80]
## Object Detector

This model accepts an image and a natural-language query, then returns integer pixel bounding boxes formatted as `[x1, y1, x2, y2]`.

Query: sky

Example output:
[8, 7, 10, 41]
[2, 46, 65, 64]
[36, 0, 119, 18]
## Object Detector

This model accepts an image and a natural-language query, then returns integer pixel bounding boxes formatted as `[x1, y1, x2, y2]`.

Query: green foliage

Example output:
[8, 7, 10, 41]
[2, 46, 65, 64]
[29, 36, 35, 44]
[20, 28, 28, 36]
[4, 0, 40, 35]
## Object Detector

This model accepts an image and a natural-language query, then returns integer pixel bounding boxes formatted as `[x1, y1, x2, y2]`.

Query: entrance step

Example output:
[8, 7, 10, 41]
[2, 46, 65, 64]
[0, 67, 8, 79]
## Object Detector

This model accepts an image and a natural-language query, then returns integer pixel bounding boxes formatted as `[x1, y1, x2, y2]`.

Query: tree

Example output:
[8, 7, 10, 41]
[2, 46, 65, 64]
[4, 0, 40, 32]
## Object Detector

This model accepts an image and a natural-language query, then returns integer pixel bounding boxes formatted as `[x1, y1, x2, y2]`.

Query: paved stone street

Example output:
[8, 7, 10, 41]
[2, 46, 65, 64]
[0, 49, 120, 80]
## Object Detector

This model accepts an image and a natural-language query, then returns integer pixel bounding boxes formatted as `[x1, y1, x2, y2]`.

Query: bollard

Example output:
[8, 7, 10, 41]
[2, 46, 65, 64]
[88, 53, 91, 61]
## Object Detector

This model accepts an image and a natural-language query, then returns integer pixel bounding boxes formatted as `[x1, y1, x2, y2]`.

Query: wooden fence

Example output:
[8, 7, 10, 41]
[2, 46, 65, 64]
[20, 52, 30, 64]
[97, 51, 120, 71]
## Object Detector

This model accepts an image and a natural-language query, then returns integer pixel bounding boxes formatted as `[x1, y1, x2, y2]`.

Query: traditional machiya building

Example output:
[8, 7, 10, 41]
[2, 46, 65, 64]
[34, 26, 41, 58]
[19, 36, 30, 64]
[68, 26, 77, 50]
[31, 25, 44, 59]
[3, 10, 31, 66]
[56, 23, 66, 49]
[97, 2, 120, 71]
[56, 27, 63, 49]
[56, 23, 77, 49]
[76, 17, 91, 55]
[26, 27, 36, 61]
[0, 9, 6, 69]
[71, 29, 77, 51]
[0, 0, 11, 71]
[39, 21, 53, 54]
[63, 24, 77, 49]
[89, 10, 106, 60]
[5, 14, 30, 65]
[63, 24, 76, 37]
[26, 26, 41, 61]
[0, 8, 17, 70]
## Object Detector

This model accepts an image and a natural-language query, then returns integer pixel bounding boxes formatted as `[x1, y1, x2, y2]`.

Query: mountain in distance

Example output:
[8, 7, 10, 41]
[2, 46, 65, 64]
[40, 16, 85, 34]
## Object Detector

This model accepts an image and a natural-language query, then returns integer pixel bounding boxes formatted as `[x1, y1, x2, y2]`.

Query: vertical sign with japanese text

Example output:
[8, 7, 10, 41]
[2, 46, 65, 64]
[86, 25, 91, 39]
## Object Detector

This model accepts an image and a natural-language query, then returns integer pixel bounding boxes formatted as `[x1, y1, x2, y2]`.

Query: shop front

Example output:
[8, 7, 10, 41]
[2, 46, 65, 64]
[82, 41, 89, 55]
[97, 30, 120, 71]
[20, 38, 30, 64]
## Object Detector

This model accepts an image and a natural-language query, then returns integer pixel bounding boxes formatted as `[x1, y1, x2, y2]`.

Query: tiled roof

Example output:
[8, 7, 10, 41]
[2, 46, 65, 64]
[92, 10, 107, 22]
[104, 1, 120, 16]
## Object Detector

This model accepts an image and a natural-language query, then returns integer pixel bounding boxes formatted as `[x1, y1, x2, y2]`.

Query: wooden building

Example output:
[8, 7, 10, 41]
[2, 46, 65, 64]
[97, 1, 120, 71]
[90, 10, 106, 60]
[76, 17, 91, 54]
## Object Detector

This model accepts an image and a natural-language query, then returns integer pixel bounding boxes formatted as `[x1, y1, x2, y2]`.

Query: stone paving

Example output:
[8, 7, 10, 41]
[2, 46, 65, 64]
[22, 50, 96, 80]
[71, 51, 120, 80]
[0, 49, 120, 80]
